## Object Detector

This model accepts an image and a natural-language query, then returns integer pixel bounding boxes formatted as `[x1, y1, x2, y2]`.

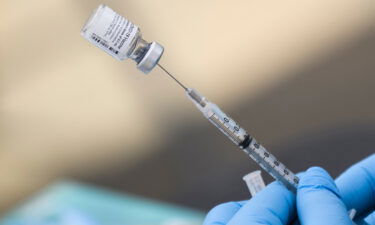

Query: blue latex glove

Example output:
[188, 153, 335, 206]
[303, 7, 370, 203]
[203, 181, 296, 225]
[203, 154, 375, 225]
[297, 167, 353, 225]
[323, 154, 375, 225]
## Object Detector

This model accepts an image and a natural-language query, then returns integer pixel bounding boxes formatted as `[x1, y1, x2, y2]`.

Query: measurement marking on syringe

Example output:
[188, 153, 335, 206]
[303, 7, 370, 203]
[209, 114, 243, 144]
[185, 88, 299, 192]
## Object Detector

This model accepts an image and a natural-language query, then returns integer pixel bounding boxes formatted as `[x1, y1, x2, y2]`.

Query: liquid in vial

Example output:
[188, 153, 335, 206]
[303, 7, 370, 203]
[81, 5, 164, 74]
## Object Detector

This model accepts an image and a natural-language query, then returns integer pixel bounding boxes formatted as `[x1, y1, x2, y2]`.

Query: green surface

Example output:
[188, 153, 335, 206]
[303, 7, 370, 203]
[0, 181, 204, 225]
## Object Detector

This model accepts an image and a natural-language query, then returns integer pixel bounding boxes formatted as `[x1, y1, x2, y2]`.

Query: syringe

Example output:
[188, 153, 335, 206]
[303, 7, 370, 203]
[158, 64, 299, 192]
[80, 4, 299, 192]
[159, 66, 364, 225]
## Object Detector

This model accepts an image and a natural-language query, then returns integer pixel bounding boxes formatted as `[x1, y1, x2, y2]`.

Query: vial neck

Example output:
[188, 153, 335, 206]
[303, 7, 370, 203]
[129, 38, 149, 63]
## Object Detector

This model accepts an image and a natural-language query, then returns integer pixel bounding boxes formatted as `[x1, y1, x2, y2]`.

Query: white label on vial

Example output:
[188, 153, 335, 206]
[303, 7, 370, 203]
[81, 5, 138, 60]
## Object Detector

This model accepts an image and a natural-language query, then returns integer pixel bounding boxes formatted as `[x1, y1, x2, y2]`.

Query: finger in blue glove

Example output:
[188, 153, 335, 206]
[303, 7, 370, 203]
[203, 181, 295, 225]
[297, 167, 353, 225]
[335, 153, 375, 220]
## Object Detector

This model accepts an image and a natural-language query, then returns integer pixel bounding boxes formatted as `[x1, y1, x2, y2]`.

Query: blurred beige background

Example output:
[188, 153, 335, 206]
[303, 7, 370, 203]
[1, 0, 375, 212]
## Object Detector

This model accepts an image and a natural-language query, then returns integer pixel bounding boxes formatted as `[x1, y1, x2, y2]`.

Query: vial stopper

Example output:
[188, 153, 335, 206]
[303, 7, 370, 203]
[137, 42, 164, 74]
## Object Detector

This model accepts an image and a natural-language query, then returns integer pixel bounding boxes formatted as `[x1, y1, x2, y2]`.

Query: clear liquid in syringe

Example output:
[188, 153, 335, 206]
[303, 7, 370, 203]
[157, 64, 299, 192]
[185, 87, 299, 192]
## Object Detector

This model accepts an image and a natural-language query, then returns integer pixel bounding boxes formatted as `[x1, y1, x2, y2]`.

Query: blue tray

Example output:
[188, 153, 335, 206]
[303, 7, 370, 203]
[0, 181, 204, 225]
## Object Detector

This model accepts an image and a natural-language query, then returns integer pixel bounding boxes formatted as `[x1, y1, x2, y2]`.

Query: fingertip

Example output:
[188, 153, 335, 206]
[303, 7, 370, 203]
[267, 180, 293, 194]
[296, 171, 305, 178]
[206, 201, 243, 216]
[203, 201, 245, 225]
[297, 167, 352, 225]
[256, 181, 295, 208]
[299, 167, 339, 197]
[227, 181, 296, 225]
[305, 166, 330, 176]
[364, 211, 375, 224]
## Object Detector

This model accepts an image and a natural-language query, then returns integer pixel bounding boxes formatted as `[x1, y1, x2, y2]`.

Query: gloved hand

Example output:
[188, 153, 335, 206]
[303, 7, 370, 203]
[203, 181, 296, 225]
[329, 154, 375, 225]
[203, 154, 375, 225]
[297, 167, 354, 225]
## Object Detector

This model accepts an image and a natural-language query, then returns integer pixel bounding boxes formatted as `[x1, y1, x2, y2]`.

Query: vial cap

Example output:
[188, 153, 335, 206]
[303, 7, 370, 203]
[137, 42, 164, 74]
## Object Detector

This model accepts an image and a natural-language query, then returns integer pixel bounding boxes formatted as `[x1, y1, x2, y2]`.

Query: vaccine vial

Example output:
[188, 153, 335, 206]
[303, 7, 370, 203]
[81, 4, 164, 74]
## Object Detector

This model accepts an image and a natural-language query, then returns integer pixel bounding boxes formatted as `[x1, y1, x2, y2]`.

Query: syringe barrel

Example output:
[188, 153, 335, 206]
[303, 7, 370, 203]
[187, 88, 299, 192]
[186, 88, 249, 146]
[204, 103, 250, 147]
[243, 139, 299, 191]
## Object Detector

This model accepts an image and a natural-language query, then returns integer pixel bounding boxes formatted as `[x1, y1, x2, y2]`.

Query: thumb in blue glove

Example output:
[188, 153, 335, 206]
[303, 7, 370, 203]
[297, 167, 353, 225]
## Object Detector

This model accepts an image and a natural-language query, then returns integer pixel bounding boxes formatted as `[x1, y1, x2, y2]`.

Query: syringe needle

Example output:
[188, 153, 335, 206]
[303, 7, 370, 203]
[157, 63, 187, 91]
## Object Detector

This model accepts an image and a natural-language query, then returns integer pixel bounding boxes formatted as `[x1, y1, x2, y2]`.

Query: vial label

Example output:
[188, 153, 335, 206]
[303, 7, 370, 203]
[81, 5, 138, 60]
